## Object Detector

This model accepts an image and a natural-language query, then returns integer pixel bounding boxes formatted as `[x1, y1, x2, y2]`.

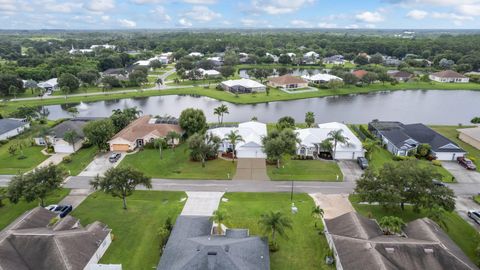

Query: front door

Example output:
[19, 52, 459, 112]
[136, 139, 144, 148]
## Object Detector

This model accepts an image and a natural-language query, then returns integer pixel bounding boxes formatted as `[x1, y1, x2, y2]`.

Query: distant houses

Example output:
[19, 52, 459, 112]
[429, 70, 470, 83]
[37, 78, 59, 92]
[267, 75, 308, 89]
[323, 55, 345, 65]
[221, 78, 266, 93]
[388, 70, 413, 82]
[188, 52, 204, 57]
[0, 118, 30, 140]
[352, 70, 368, 79]
[302, 73, 343, 84]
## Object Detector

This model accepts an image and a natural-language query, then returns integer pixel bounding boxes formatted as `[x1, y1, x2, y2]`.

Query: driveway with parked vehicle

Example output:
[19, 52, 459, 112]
[442, 161, 480, 183]
[79, 152, 125, 177]
[337, 160, 364, 182]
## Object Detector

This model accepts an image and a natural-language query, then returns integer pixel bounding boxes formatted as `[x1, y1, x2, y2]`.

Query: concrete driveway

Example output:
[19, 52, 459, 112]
[58, 188, 93, 209]
[310, 193, 355, 219]
[79, 152, 126, 177]
[455, 196, 480, 231]
[337, 160, 364, 182]
[233, 158, 269, 181]
[181, 192, 224, 216]
[37, 153, 69, 169]
[442, 161, 480, 183]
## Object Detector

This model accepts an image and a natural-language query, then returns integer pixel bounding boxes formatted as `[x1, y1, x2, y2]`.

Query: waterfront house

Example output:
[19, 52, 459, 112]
[458, 126, 480, 150]
[429, 70, 469, 83]
[37, 78, 59, 92]
[188, 52, 204, 57]
[267, 75, 308, 89]
[352, 70, 368, 79]
[0, 118, 29, 140]
[323, 55, 345, 65]
[302, 73, 343, 84]
[389, 70, 413, 82]
[221, 78, 266, 93]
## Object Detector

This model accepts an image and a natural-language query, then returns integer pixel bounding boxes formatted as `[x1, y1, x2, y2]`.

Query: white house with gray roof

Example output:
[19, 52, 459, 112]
[0, 118, 30, 140]
[221, 78, 266, 93]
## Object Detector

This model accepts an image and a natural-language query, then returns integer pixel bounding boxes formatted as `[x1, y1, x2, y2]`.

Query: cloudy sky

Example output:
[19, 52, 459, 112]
[1, 0, 479, 29]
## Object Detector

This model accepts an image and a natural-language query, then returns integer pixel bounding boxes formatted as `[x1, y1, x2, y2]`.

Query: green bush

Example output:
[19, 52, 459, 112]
[432, 160, 442, 167]
[359, 125, 375, 139]
[0, 139, 8, 146]
[62, 156, 72, 163]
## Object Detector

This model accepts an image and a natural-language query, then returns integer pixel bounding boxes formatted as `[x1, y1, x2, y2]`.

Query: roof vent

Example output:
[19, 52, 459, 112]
[424, 248, 434, 254]
[207, 251, 217, 256]
[385, 248, 395, 254]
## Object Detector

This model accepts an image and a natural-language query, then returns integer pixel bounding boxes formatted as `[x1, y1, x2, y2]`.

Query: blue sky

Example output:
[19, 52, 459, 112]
[0, 0, 479, 29]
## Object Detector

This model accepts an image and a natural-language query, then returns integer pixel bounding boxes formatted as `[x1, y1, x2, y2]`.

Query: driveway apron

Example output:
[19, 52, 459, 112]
[233, 158, 269, 181]
[181, 192, 224, 216]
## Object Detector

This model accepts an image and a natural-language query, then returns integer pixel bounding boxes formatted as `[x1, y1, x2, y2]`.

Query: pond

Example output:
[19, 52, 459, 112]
[43, 90, 480, 125]
[239, 68, 325, 79]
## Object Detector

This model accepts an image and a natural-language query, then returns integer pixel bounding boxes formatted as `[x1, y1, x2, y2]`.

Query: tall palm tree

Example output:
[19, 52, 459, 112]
[378, 216, 405, 235]
[258, 211, 293, 245]
[165, 131, 181, 150]
[305, 111, 315, 127]
[224, 130, 244, 163]
[327, 129, 349, 160]
[153, 138, 165, 159]
[210, 209, 229, 235]
[213, 104, 230, 125]
[311, 206, 324, 228]
[213, 107, 222, 125]
[63, 130, 78, 152]
[219, 104, 229, 124]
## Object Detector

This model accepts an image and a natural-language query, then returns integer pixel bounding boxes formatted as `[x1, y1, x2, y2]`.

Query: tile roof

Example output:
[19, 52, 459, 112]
[431, 70, 467, 79]
[353, 70, 368, 79]
[110, 115, 183, 143]
[268, 75, 307, 85]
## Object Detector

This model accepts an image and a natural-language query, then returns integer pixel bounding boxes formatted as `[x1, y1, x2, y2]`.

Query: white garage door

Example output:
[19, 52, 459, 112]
[237, 148, 266, 158]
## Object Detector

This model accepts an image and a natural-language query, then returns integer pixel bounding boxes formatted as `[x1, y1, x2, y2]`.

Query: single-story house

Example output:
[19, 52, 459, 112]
[35, 118, 95, 153]
[91, 44, 116, 50]
[352, 70, 368, 79]
[198, 68, 221, 78]
[208, 121, 267, 158]
[325, 212, 478, 270]
[207, 56, 223, 66]
[37, 78, 59, 92]
[102, 68, 129, 81]
[221, 78, 266, 93]
[304, 51, 319, 59]
[188, 52, 204, 57]
[109, 115, 183, 152]
[302, 73, 343, 84]
[157, 216, 270, 270]
[296, 122, 365, 160]
[267, 75, 308, 89]
[323, 55, 345, 65]
[369, 120, 466, 160]
[429, 70, 469, 83]
[389, 70, 413, 82]
[0, 118, 29, 140]
[0, 207, 120, 270]
[286, 52, 296, 58]
[458, 126, 480, 150]
[69, 46, 93, 54]
[265, 52, 279, 62]
[384, 56, 402, 66]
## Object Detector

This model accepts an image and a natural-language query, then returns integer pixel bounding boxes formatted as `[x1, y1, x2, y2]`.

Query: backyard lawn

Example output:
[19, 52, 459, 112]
[59, 146, 98, 176]
[218, 193, 334, 270]
[0, 188, 69, 230]
[72, 191, 185, 270]
[349, 194, 480, 266]
[431, 125, 480, 172]
[267, 159, 343, 181]
[119, 144, 236, 179]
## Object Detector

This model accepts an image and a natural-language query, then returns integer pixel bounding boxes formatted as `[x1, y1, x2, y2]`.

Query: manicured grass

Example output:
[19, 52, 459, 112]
[349, 194, 480, 266]
[59, 146, 98, 176]
[218, 193, 333, 270]
[474, 195, 480, 205]
[72, 191, 186, 270]
[166, 78, 222, 86]
[268, 159, 343, 181]
[0, 188, 70, 230]
[431, 125, 480, 171]
[119, 144, 236, 179]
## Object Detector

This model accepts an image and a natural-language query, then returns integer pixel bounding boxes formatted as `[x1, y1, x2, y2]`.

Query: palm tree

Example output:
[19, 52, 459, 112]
[165, 131, 181, 150]
[210, 209, 229, 235]
[213, 107, 222, 125]
[378, 216, 405, 235]
[153, 138, 165, 159]
[224, 130, 244, 163]
[305, 112, 315, 127]
[213, 104, 229, 125]
[327, 129, 349, 160]
[362, 138, 379, 160]
[311, 206, 324, 228]
[258, 211, 293, 245]
[63, 130, 78, 152]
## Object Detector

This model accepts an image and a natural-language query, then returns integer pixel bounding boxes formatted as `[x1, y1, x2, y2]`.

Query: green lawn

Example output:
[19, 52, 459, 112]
[431, 125, 480, 171]
[119, 144, 236, 179]
[218, 193, 333, 270]
[72, 191, 186, 270]
[59, 146, 98, 176]
[474, 195, 480, 205]
[268, 159, 343, 181]
[0, 188, 70, 230]
[349, 194, 480, 266]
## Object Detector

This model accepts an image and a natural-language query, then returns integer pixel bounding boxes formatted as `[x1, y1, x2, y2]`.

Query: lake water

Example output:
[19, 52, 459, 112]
[43, 90, 480, 125]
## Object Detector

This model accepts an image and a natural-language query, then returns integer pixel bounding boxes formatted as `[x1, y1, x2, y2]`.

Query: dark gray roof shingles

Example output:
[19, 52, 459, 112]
[0, 119, 28, 135]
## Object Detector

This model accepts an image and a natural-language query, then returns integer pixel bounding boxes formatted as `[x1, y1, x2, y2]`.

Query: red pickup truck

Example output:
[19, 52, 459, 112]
[457, 156, 477, 170]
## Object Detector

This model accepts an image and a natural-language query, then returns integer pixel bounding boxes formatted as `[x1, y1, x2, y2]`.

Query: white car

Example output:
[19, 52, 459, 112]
[45, 204, 58, 211]
[467, 210, 480, 224]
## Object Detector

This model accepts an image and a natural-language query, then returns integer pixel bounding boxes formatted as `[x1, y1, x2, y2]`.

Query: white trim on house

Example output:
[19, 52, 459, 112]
[221, 78, 266, 93]
[302, 74, 343, 84]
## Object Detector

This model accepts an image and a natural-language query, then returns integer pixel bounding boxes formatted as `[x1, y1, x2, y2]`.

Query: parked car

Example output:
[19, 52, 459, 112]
[468, 210, 480, 224]
[432, 179, 446, 187]
[457, 156, 477, 170]
[357, 157, 369, 170]
[109, 152, 121, 163]
[45, 204, 73, 218]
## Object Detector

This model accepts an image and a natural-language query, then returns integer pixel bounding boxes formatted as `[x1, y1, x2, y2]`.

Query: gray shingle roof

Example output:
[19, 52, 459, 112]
[0, 119, 28, 135]
[0, 207, 111, 270]
[157, 216, 270, 270]
[325, 212, 479, 270]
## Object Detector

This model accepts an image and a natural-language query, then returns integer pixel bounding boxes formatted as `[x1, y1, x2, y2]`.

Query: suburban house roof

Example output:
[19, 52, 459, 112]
[352, 70, 368, 79]
[0, 207, 111, 270]
[198, 68, 221, 76]
[222, 78, 265, 88]
[390, 71, 413, 79]
[304, 51, 319, 58]
[458, 126, 480, 141]
[302, 73, 343, 82]
[325, 212, 478, 270]
[430, 70, 467, 79]
[102, 68, 127, 75]
[369, 121, 465, 153]
[0, 118, 28, 135]
[109, 115, 183, 143]
[49, 118, 96, 141]
[268, 75, 307, 85]
[157, 216, 270, 270]
[296, 122, 364, 153]
[208, 121, 267, 153]
[37, 78, 58, 88]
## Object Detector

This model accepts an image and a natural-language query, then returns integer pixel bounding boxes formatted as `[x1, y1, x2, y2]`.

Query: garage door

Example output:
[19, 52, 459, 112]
[111, 144, 130, 151]
[237, 148, 266, 158]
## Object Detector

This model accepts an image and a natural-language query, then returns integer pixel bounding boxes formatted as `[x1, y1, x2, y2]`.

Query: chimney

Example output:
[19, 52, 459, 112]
[207, 251, 217, 270]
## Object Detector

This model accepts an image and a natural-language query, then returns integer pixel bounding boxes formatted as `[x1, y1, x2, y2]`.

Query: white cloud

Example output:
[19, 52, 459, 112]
[355, 11, 384, 23]
[151, 6, 171, 21]
[290, 20, 312, 28]
[431, 12, 473, 21]
[183, 6, 220, 22]
[177, 18, 192, 27]
[0, 0, 17, 12]
[345, 24, 359, 29]
[183, 0, 217, 3]
[457, 4, 480, 16]
[318, 22, 337, 28]
[101, 15, 110, 22]
[240, 18, 267, 27]
[407, 9, 428, 19]
[118, 18, 136, 28]
[43, 1, 82, 13]
[251, 0, 314, 15]
[86, 0, 115, 12]
[131, 0, 162, 4]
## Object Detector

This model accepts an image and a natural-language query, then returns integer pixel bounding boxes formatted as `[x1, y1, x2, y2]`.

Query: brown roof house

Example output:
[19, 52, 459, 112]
[389, 71, 413, 82]
[267, 75, 308, 89]
[109, 115, 183, 152]
[352, 70, 368, 79]
[0, 207, 120, 270]
[458, 126, 480, 150]
[325, 212, 478, 270]
[429, 70, 469, 83]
